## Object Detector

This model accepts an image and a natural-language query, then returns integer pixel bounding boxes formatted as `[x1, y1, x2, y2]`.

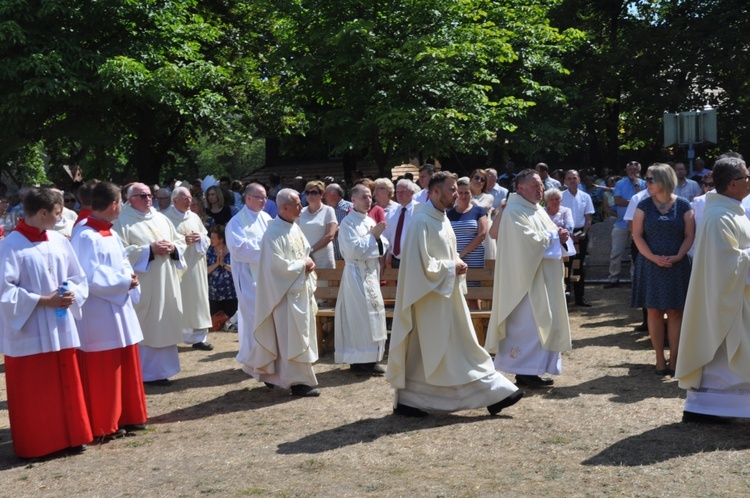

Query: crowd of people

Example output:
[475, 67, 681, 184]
[1, 153, 749, 459]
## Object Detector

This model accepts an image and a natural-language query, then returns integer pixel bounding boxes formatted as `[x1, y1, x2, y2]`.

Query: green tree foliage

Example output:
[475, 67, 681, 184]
[272, 0, 580, 174]
[550, 0, 750, 171]
[0, 0, 278, 184]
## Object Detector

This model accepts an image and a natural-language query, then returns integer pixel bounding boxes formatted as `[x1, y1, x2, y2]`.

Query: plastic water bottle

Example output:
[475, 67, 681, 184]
[55, 281, 69, 318]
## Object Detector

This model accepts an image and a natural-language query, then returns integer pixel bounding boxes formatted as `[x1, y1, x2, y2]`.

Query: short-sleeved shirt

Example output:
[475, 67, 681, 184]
[297, 204, 337, 268]
[613, 177, 646, 228]
[561, 189, 595, 229]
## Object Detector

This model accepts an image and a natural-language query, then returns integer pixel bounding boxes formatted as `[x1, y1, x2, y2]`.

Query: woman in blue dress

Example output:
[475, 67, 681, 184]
[206, 224, 238, 319]
[447, 177, 487, 291]
[631, 163, 695, 376]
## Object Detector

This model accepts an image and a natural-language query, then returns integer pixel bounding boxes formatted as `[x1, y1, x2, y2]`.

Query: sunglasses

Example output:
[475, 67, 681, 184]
[733, 175, 750, 182]
[473, 175, 486, 183]
[130, 193, 153, 200]
[644, 177, 655, 184]
[64, 199, 76, 203]
[304, 190, 321, 196]
[702, 182, 715, 187]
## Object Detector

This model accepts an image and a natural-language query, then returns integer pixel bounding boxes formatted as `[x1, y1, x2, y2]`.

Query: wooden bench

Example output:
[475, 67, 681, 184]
[314, 260, 496, 353]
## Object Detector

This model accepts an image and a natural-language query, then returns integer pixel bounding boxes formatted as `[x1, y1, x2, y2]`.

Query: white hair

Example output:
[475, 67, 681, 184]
[544, 187, 562, 202]
[396, 179, 419, 194]
[276, 188, 298, 207]
[170, 186, 191, 201]
[126, 183, 148, 198]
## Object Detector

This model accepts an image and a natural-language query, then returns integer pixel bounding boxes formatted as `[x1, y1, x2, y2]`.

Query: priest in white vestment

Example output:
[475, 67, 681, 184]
[246, 189, 321, 397]
[676, 156, 750, 423]
[112, 183, 186, 384]
[0, 188, 92, 458]
[71, 182, 148, 437]
[225, 183, 272, 374]
[165, 187, 213, 351]
[487, 169, 572, 388]
[386, 172, 522, 417]
[334, 185, 389, 373]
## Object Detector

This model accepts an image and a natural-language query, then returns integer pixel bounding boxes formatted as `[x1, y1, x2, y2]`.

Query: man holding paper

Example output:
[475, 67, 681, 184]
[487, 169, 572, 388]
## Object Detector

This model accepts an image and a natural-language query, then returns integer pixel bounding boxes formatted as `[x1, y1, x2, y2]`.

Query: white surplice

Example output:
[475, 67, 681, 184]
[70, 219, 143, 351]
[225, 206, 272, 372]
[334, 210, 389, 364]
[385, 202, 517, 412]
[0, 231, 88, 356]
[246, 217, 318, 389]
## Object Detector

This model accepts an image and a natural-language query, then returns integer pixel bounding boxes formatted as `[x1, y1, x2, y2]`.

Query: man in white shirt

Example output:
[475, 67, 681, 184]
[486, 168, 509, 213]
[561, 170, 595, 307]
[383, 179, 419, 269]
[536, 162, 561, 191]
[413, 163, 436, 203]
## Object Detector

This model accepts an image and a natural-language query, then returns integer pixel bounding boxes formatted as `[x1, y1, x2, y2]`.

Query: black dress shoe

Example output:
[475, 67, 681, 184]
[488, 390, 525, 416]
[192, 342, 214, 351]
[351, 363, 386, 375]
[67, 445, 87, 455]
[291, 384, 321, 397]
[682, 411, 731, 424]
[635, 323, 649, 332]
[393, 403, 429, 418]
[264, 382, 276, 389]
[143, 378, 172, 386]
[575, 299, 592, 307]
[515, 374, 554, 387]
[102, 428, 127, 440]
[121, 424, 147, 432]
[603, 282, 619, 289]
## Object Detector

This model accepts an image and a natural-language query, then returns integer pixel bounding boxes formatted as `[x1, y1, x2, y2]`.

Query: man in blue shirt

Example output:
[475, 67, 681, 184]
[605, 161, 645, 288]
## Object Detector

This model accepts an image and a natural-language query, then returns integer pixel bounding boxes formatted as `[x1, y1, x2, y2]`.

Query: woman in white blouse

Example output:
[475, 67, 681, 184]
[296, 180, 338, 268]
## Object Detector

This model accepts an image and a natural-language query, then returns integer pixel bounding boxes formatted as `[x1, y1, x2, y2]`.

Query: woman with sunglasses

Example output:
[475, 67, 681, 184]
[631, 163, 695, 377]
[296, 180, 337, 269]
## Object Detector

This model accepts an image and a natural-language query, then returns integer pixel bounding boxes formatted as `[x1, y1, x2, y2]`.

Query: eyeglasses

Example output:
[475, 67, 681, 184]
[733, 175, 750, 182]
[644, 177, 655, 184]
[304, 190, 321, 196]
[249, 194, 267, 201]
[472, 175, 486, 183]
[702, 182, 715, 187]
[64, 199, 76, 203]
[130, 193, 153, 200]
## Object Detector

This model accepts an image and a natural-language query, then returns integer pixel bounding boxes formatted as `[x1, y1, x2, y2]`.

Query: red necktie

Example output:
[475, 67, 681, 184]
[393, 206, 406, 256]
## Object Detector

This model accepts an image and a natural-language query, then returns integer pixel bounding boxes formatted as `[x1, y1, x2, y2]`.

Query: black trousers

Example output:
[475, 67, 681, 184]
[567, 229, 588, 302]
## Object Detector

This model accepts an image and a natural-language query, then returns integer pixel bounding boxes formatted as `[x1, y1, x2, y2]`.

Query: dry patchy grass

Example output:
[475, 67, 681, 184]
[2, 285, 750, 497]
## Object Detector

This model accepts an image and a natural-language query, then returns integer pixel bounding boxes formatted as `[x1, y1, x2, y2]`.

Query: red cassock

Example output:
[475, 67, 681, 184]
[76, 345, 147, 436]
[5, 350, 93, 458]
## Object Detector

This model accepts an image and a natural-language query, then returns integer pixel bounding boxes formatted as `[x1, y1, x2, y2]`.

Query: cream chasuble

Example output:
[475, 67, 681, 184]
[676, 194, 750, 390]
[385, 203, 517, 412]
[486, 194, 571, 354]
[246, 217, 318, 389]
[334, 210, 389, 364]
[164, 206, 212, 330]
[113, 204, 186, 348]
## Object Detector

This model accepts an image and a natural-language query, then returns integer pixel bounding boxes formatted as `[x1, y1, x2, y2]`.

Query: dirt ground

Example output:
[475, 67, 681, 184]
[2, 285, 750, 497]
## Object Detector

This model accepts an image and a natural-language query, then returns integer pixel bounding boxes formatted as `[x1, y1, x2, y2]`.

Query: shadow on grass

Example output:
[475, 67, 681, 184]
[149, 384, 301, 424]
[277, 412, 492, 454]
[572, 328, 652, 351]
[583, 421, 750, 466]
[539, 363, 683, 403]
[143, 368, 248, 395]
